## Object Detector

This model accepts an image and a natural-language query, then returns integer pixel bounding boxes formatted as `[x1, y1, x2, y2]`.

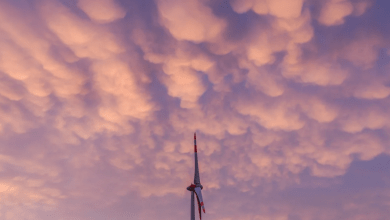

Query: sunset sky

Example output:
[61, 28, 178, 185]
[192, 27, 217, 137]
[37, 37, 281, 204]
[0, 0, 390, 219]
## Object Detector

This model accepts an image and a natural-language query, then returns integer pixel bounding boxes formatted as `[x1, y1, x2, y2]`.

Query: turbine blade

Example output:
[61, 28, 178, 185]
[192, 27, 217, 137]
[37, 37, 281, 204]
[194, 187, 205, 213]
[195, 193, 202, 220]
[194, 133, 201, 184]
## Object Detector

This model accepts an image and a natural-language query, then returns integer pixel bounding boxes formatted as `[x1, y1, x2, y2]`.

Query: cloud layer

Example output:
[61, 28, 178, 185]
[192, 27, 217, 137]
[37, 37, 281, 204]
[0, 0, 389, 219]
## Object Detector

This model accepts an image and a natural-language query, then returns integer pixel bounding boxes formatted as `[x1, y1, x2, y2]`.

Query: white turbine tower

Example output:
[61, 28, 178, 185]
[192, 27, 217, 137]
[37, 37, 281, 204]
[187, 133, 206, 220]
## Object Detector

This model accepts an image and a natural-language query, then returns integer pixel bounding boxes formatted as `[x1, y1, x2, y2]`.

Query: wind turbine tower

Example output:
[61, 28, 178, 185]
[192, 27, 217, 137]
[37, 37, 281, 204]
[187, 133, 206, 220]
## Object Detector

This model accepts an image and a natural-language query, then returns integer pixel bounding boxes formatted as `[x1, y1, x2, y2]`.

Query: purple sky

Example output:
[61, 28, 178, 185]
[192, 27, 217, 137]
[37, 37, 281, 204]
[0, 0, 390, 219]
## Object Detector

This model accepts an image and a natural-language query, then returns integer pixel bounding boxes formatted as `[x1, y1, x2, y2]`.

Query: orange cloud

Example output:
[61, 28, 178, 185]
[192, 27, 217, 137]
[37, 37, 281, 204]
[77, 0, 126, 23]
[318, 0, 374, 26]
[231, 0, 304, 18]
[318, 0, 354, 26]
[156, 0, 226, 42]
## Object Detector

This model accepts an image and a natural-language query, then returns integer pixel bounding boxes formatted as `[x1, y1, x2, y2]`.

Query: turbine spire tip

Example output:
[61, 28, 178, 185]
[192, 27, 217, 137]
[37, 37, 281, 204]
[194, 132, 197, 152]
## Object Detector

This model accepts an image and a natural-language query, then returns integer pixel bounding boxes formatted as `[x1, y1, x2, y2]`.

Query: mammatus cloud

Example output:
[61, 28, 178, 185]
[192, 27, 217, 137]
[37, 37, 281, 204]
[77, 0, 126, 23]
[317, 0, 373, 26]
[156, 0, 226, 42]
[0, 0, 389, 219]
[230, 0, 304, 18]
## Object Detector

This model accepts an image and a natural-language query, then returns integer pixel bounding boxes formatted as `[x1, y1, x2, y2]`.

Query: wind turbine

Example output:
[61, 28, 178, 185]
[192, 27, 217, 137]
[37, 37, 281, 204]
[187, 133, 206, 220]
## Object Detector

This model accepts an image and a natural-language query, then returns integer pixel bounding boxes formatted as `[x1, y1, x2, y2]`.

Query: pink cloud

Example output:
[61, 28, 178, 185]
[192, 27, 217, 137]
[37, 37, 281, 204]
[0, 0, 389, 219]
[77, 0, 126, 24]
[156, 0, 226, 42]
[318, 0, 354, 26]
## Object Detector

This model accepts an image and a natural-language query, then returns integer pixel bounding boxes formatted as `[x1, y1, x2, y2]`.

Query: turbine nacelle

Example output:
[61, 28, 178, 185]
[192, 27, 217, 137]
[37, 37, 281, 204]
[187, 184, 203, 191]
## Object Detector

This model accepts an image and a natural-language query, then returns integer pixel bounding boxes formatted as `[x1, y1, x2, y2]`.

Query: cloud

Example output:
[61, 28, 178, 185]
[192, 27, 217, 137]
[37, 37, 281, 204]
[0, 0, 389, 219]
[340, 34, 382, 69]
[156, 0, 226, 42]
[77, 0, 126, 23]
[231, 0, 305, 18]
[92, 58, 155, 120]
[39, 0, 124, 60]
[233, 96, 305, 131]
[353, 81, 390, 99]
[159, 44, 212, 108]
[317, 0, 374, 26]
[267, 0, 304, 19]
[340, 105, 389, 133]
[318, 0, 354, 26]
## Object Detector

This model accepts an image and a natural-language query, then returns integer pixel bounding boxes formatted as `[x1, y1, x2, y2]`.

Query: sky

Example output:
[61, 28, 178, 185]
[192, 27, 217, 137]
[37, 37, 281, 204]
[0, 0, 390, 219]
